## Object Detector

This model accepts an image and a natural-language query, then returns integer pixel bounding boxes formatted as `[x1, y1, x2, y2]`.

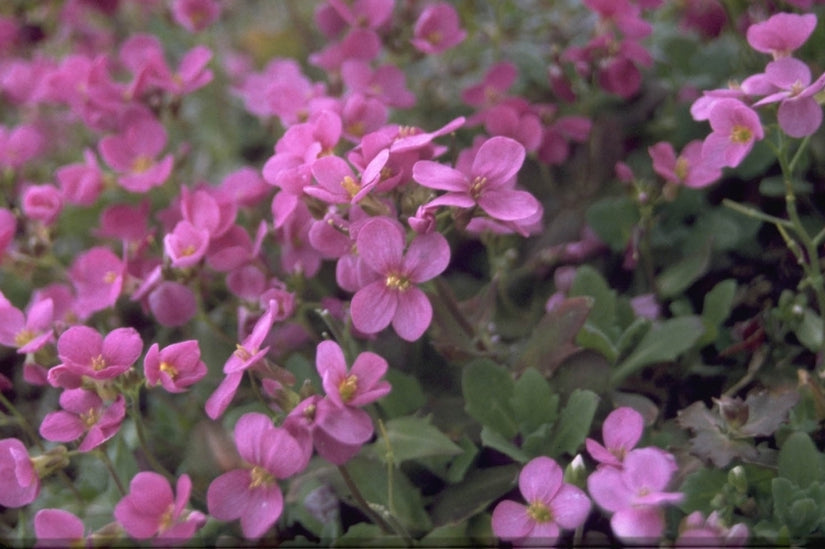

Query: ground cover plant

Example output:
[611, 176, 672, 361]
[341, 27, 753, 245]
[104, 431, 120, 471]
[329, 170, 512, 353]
[2, 0, 825, 546]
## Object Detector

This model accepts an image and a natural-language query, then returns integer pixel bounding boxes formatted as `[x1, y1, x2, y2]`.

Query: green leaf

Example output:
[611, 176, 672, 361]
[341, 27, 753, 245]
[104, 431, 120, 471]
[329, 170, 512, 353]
[376, 369, 426, 419]
[430, 465, 520, 527]
[615, 317, 652, 359]
[514, 296, 593, 376]
[678, 467, 728, 514]
[546, 389, 599, 457]
[575, 322, 619, 363]
[445, 436, 479, 484]
[569, 265, 617, 335]
[698, 279, 737, 346]
[795, 309, 823, 353]
[778, 431, 825, 487]
[462, 359, 518, 439]
[480, 426, 530, 463]
[656, 245, 711, 299]
[333, 523, 405, 548]
[586, 196, 639, 252]
[512, 367, 559, 435]
[611, 316, 705, 386]
[377, 416, 463, 465]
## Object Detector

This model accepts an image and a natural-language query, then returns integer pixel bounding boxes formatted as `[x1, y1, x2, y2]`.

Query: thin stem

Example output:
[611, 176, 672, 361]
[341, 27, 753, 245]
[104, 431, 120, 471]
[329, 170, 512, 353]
[95, 446, 127, 497]
[129, 397, 175, 483]
[0, 391, 44, 451]
[722, 199, 793, 228]
[337, 464, 395, 535]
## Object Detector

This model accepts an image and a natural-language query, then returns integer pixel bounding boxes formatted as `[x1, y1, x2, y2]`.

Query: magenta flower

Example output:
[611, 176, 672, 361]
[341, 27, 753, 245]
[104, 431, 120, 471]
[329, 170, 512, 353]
[413, 136, 540, 223]
[56, 149, 104, 206]
[461, 61, 518, 108]
[0, 207, 15, 259]
[747, 57, 825, 138]
[68, 246, 124, 319]
[98, 110, 174, 193]
[746, 12, 817, 58]
[207, 413, 309, 539]
[411, 2, 467, 55]
[0, 438, 39, 508]
[700, 98, 764, 169]
[306, 149, 389, 204]
[143, 340, 207, 393]
[163, 220, 211, 268]
[587, 447, 683, 542]
[171, 0, 221, 33]
[350, 216, 450, 341]
[491, 456, 591, 546]
[316, 340, 391, 408]
[48, 326, 143, 389]
[0, 297, 54, 354]
[39, 389, 126, 452]
[648, 140, 721, 188]
[585, 406, 645, 468]
[115, 472, 206, 542]
[21, 184, 63, 226]
[676, 510, 749, 547]
[34, 509, 87, 546]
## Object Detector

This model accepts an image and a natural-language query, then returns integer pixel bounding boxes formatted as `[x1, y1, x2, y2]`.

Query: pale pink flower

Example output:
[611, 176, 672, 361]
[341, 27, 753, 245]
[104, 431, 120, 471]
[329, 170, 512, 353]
[0, 297, 54, 354]
[587, 447, 683, 542]
[98, 110, 174, 193]
[585, 406, 645, 468]
[207, 413, 309, 539]
[48, 326, 143, 389]
[0, 438, 39, 507]
[701, 98, 764, 168]
[746, 12, 817, 58]
[341, 60, 416, 109]
[413, 136, 540, 223]
[648, 140, 721, 188]
[492, 456, 591, 546]
[143, 340, 207, 393]
[34, 509, 87, 546]
[411, 2, 467, 55]
[39, 389, 126, 452]
[462, 61, 518, 108]
[676, 510, 749, 547]
[171, 0, 221, 32]
[316, 340, 391, 408]
[350, 216, 451, 341]
[115, 472, 206, 542]
[56, 149, 104, 207]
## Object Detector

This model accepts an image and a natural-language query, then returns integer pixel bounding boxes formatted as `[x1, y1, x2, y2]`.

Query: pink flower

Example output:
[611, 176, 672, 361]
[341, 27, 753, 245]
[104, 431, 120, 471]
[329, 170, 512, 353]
[0, 438, 39, 507]
[676, 511, 749, 547]
[163, 220, 211, 268]
[171, 0, 221, 33]
[306, 149, 389, 204]
[315, 340, 391, 408]
[746, 12, 817, 58]
[34, 509, 87, 546]
[411, 2, 467, 55]
[700, 98, 764, 168]
[587, 447, 683, 542]
[38, 389, 126, 452]
[491, 456, 591, 546]
[98, 110, 174, 193]
[21, 184, 63, 226]
[207, 413, 309, 539]
[0, 207, 15, 258]
[56, 149, 104, 206]
[350, 216, 451, 341]
[143, 340, 207, 393]
[747, 57, 825, 138]
[68, 246, 124, 319]
[48, 326, 143, 389]
[115, 472, 206, 542]
[461, 62, 518, 108]
[648, 140, 721, 188]
[147, 281, 198, 327]
[585, 406, 645, 468]
[0, 297, 54, 354]
[413, 136, 540, 223]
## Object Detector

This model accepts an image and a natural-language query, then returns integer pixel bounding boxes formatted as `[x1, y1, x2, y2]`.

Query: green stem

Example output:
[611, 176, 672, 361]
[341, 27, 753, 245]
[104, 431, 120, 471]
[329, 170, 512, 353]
[129, 396, 175, 482]
[337, 464, 396, 536]
[722, 199, 793, 228]
[95, 446, 127, 497]
[0, 391, 44, 451]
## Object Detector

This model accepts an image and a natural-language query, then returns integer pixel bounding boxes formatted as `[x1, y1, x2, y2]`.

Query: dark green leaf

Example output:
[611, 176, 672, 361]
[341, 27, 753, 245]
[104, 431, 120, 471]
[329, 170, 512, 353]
[430, 465, 520, 527]
[656, 245, 711, 299]
[377, 416, 463, 465]
[778, 432, 825, 487]
[375, 369, 426, 419]
[462, 359, 518, 439]
[480, 426, 529, 463]
[546, 389, 599, 457]
[586, 196, 639, 252]
[570, 265, 617, 334]
[512, 367, 559, 435]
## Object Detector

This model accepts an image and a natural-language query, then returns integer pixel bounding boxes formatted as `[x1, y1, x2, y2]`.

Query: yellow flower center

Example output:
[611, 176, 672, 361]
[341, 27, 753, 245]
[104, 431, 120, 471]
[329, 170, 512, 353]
[180, 244, 197, 257]
[730, 125, 752, 144]
[14, 328, 35, 348]
[339, 374, 358, 403]
[103, 271, 118, 284]
[159, 361, 178, 380]
[91, 354, 107, 371]
[427, 30, 443, 45]
[158, 505, 175, 533]
[386, 273, 411, 291]
[131, 155, 153, 173]
[526, 501, 553, 523]
[674, 157, 689, 181]
[249, 465, 275, 489]
[341, 175, 361, 198]
[234, 343, 254, 361]
[80, 407, 100, 428]
[470, 176, 487, 199]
